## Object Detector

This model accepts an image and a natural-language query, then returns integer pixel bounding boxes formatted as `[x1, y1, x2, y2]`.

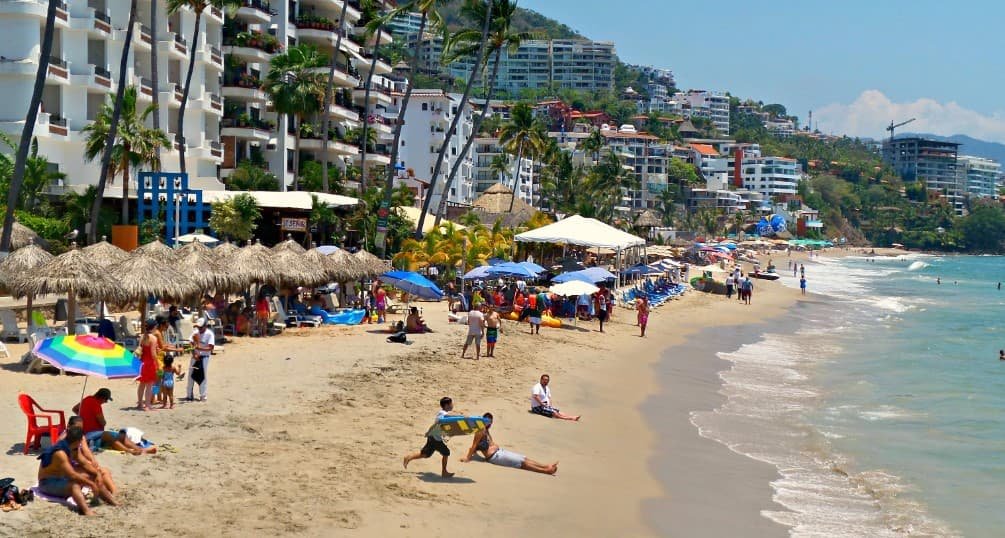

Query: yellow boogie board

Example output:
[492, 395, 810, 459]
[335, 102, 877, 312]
[502, 311, 562, 328]
[438, 416, 489, 437]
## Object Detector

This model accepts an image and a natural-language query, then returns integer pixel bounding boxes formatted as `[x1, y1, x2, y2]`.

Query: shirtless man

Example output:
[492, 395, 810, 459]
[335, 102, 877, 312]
[37, 427, 118, 515]
[64, 416, 118, 497]
[484, 307, 502, 358]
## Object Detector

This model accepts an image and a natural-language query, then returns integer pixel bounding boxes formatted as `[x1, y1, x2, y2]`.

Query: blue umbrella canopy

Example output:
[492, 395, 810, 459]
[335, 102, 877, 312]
[382, 271, 444, 300]
[517, 261, 546, 274]
[486, 261, 537, 278]
[463, 265, 493, 280]
[552, 267, 616, 284]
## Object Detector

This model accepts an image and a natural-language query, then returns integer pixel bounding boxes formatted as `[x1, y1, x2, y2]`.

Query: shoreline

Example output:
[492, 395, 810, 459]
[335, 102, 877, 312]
[1, 259, 810, 537]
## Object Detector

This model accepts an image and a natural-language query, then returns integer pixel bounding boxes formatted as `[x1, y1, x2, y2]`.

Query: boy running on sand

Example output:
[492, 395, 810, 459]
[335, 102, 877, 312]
[403, 397, 460, 478]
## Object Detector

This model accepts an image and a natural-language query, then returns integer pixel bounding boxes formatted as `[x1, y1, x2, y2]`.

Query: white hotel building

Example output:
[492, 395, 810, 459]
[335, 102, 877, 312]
[741, 156, 800, 198]
[957, 155, 1001, 199]
[471, 136, 536, 205]
[0, 0, 397, 194]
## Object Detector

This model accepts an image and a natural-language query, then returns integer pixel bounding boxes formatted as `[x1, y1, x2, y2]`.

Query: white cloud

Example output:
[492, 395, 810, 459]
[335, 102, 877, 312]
[814, 90, 1005, 143]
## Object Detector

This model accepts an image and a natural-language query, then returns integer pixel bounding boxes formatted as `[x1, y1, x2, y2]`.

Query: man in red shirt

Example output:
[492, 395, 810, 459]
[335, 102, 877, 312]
[72, 388, 156, 455]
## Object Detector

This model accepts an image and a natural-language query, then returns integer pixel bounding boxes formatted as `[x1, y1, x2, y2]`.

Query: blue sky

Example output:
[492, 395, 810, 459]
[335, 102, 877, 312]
[519, 0, 1005, 142]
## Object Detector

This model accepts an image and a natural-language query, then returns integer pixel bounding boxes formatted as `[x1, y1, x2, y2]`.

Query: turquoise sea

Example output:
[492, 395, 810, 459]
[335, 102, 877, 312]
[692, 254, 1005, 537]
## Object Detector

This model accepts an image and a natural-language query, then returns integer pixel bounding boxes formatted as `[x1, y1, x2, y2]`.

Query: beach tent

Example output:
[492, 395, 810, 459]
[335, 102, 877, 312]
[514, 215, 644, 250]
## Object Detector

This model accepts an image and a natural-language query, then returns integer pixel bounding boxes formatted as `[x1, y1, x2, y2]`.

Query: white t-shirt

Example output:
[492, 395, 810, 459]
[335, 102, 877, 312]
[191, 328, 215, 357]
[466, 310, 484, 335]
[530, 382, 551, 408]
[427, 409, 448, 441]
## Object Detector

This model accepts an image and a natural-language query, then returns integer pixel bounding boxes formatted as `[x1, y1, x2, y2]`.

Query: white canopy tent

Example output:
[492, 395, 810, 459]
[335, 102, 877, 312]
[514, 215, 645, 249]
[515, 215, 646, 288]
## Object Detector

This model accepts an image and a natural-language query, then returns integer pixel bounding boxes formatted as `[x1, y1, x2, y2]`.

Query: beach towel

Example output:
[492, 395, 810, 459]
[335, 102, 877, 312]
[30, 484, 90, 508]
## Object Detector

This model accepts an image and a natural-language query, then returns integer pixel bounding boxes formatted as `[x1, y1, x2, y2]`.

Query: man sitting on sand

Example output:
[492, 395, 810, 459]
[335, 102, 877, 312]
[530, 375, 580, 421]
[37, 426, 118, 515]
[460, 413, 557, 475]
[405, 307, 432, 333]
[72, 389, 156, 455]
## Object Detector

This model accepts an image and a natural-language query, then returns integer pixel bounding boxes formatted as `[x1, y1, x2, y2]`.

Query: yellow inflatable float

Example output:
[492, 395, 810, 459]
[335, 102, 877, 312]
[502, 311, 562, 328]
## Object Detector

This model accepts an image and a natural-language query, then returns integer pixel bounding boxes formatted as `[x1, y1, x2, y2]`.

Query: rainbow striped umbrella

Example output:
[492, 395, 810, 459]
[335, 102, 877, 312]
[33, 335, 140, 379]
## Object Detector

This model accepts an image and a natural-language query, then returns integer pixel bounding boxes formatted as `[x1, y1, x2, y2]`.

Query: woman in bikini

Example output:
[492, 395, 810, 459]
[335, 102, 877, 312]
[460, 413, 557, 475]
[636, 295, 650, 337]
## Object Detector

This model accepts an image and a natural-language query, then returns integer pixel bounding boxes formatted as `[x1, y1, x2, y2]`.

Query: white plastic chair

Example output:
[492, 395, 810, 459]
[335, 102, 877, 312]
[0, 340, 9, 359]
[1, 310, 27, 343]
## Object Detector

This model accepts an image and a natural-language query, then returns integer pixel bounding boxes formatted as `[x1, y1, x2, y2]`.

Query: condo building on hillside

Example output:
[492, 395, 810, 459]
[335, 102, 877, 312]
[957, 155, 1001, 199]
[883, 137, 964, 213]
[471, 136, 537, 205]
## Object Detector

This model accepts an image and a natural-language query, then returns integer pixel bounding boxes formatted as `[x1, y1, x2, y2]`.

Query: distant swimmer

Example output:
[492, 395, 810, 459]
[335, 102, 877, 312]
[1000, 350, 1004, 361]
[937, 277, 941, 285]
[999, 282, 1001, 290]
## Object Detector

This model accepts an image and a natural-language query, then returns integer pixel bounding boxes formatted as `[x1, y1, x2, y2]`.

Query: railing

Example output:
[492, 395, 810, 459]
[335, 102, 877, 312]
[222, 116, 274, 130]
[210, 140, 222, 150]
[210, 93, 222, 107]
[93, 10, 110, 23]
[242, 0, 273, 14]
[174, 34, 187, 47]
[94, 65, 110, 78]
[56, 1, 67, 11]
[140, 77, 153, 91]
[48, 56, 66, 68]
[49, 115, 67, 127]
[140, 23, 152, 42]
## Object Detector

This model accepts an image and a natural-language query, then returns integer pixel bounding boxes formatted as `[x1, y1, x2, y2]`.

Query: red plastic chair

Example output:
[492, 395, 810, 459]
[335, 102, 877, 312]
[17, 393, 66, 455]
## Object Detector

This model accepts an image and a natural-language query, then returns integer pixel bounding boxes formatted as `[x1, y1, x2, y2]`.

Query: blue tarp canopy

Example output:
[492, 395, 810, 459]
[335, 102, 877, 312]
[381, 271, 444, 300]
[552, 267, 617, 284]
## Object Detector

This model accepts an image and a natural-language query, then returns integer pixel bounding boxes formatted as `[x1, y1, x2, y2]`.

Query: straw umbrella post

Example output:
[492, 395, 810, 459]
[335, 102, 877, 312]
[82, 237, 130, 320]
[10, 245, 123, 332]
[0, 241, 54, 327]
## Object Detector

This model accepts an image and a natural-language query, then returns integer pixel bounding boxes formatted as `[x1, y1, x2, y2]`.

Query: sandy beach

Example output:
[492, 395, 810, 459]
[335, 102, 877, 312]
[0, 255, 829, 537]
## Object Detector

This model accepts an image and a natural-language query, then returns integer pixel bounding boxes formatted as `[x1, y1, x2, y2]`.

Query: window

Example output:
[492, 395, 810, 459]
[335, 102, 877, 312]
[422, 103, 428, 111]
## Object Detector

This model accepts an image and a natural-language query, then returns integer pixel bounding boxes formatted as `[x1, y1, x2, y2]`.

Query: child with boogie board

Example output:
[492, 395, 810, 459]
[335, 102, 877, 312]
[403, 397, 460, 478]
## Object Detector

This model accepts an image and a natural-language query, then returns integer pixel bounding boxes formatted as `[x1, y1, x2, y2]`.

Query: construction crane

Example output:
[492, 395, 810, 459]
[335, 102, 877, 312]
[886, 118, 916, 141]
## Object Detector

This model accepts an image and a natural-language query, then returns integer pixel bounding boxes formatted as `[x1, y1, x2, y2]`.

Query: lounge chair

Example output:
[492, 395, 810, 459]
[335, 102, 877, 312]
[0, 340, 9, 359]
[116, 315, 139, 351]
[272, 297, 321, 328]
[29, 311, 56, 337]
[1, 309, 27, 343]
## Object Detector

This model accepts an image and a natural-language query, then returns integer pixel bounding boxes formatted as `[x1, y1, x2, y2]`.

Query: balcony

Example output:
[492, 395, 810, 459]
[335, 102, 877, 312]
[235, 0, 273, 23]
[136, 23, 153, 49]
[295, 16, 340, 46]
[139, 76, 154, 98]
[92, 9, 111, 33]
[222, 72, 266, 102]
[297, 126, 358, 157]
[353, 152, 391, 166]
[47, 115, 68, 137]
[173, 33, 188, 55]
[352, 87, 392, 107]
[221, 116, 274, 141]
[223, 31, 281, 63]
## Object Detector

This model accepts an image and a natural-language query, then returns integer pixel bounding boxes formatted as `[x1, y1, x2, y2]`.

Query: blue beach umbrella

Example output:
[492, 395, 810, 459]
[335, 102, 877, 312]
[381, 271, 444, 300]
[517, 261, 546, 274]
[486, 261, 537, 278]
[462, 265, 493, 280]
[552, 267, 616, 284]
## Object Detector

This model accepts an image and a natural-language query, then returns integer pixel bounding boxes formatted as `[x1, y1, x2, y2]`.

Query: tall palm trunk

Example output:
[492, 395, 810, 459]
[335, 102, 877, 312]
[358, 25, 384, 195]
[320, 0, 350, 192]
[0, 0, 58, 251]
[376, 12, 425, 254]
[509, 140, 523, 212]
[176, 10, 203, 174]
[121, 147, 131, 223]
[293, 114, 302, 189]
[415, 3, 493, 238]
[433, 47, 501, 227]
[150, 0, 161, 163]
[89, 0, 138, 244]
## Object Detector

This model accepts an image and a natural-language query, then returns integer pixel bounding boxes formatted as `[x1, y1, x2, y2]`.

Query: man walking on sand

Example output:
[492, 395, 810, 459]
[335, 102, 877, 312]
[461, 305, 486, 359]
[403, 397, 459, 478]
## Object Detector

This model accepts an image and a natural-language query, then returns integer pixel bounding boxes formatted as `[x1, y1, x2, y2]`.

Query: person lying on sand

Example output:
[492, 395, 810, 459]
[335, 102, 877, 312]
[38, 427, 118, 515]
[72, 389, 156, 455]
[460, 413, 557, 475]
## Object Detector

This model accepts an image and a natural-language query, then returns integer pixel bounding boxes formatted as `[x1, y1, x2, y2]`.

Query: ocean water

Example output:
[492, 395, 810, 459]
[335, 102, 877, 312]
[692, 254, 1005, 537]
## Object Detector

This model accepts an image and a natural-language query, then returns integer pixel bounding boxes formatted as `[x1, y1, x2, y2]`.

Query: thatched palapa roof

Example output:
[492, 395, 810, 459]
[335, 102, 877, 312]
[328, 249, 363, 281]
[353, 249, 387, 277]
[82, 238, 130, 267]
[133, 240, 177, 263]
[273, 237, 306, 254]
[175, 241, 238, 291]
[0, 242, 53, 293]
[0, 221, 49, 250]
[227, 240, 278, 283]
[109, 254, 198, 300]
[467, 183, 536, 228]
[272, 248, 327, 286]
[635, 209, 661, 228]
[11, 246, 121, 300]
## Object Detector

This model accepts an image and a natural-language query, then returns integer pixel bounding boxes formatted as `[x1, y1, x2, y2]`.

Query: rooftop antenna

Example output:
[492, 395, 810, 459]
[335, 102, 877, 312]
[886, 118, 916, 142]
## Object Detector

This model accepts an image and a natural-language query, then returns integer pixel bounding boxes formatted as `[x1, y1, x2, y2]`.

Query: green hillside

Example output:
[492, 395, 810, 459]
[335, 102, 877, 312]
[437, 3, 584, 39]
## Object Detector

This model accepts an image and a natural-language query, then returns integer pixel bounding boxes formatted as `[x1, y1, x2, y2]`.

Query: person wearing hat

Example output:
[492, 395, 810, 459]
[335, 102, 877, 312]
[71, 389, 156, 455]
[186, 317, 215, 402]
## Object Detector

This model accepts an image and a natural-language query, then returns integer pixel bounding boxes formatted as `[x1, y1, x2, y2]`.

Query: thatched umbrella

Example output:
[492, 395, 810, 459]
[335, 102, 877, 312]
[0, 221, 49, 251]
[272, 248, 327, 287]
[304, 247, 339, 282]
[175, 241, 236, 292]
[211, 240, 240, 266]
[328, 249, 363, 281]
[228, 240, 279, 285]
[354, 249, 387, 277]
[109, 255, 198, 314]
[0, 241, 54, 326]
[273, 236, 306, 254]
[81, 237, 130, 267]
[133, 240, 177, 264]
[11, 245, 123, 330]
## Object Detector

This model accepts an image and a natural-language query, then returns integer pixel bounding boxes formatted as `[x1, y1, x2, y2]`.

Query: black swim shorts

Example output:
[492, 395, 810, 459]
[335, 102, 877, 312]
[531, 406, 558, 418]
[420, 436, 450, 457]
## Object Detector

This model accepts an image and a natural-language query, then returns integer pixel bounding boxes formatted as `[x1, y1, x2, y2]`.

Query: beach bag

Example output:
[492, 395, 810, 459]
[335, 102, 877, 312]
[387, 331, 407, 344]
[191, 357, 205, 385]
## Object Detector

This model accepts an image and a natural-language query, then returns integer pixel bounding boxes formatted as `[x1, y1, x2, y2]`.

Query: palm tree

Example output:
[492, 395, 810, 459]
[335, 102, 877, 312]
[376, 0, 451, 252]
[82, 86, 171, 225]
[356, 0, 387, 194]
[433, 0, 531, 226]
[579, 128, 603, 164]
[167, 0, 238, 174]
[88, 0, 139, 243]
[415, 0, 495, 238]
[1, 0, 60, 251]
[498, 102, 543, 212]
[319, 0, 351, 192]
[489, 153, 509, 182]
[264, 44, 328, 190]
